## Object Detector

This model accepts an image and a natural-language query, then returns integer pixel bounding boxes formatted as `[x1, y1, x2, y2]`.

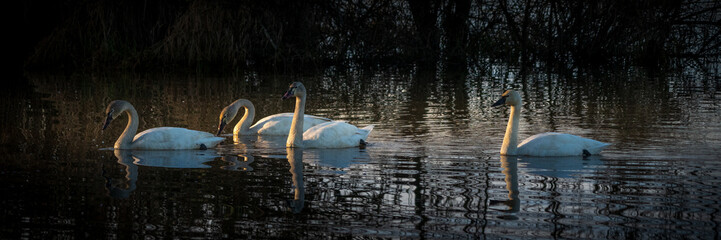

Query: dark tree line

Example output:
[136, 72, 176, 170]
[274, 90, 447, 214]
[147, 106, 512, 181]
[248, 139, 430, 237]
[22, 0, 721, 73]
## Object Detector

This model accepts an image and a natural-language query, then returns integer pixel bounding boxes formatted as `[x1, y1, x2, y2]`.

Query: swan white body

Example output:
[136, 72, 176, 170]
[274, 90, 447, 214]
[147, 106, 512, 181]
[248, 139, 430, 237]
[515, 132, 609, 156]
[282, 82, 374, 148]
[130, 127, 225, 150]
[492, 90, 610, 156]
[250, 113, 332, 135]
[103, 100, 224, 150]
[217, 99, 331, 136]
[302, 122, 374, 148]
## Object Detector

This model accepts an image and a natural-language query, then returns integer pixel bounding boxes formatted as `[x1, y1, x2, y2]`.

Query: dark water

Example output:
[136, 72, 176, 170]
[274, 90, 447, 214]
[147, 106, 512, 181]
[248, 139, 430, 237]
[2, 68, 721, 239]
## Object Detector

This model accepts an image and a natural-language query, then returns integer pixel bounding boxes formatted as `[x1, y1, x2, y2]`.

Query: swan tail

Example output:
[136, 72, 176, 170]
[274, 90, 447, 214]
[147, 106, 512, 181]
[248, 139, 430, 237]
[586, 142, 611, 155]
[358, 125, 375, 140]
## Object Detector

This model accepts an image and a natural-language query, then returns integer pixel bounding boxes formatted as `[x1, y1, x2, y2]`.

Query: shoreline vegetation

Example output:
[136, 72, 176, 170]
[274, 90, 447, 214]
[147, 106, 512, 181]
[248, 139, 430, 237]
[22, 0, 721, 75]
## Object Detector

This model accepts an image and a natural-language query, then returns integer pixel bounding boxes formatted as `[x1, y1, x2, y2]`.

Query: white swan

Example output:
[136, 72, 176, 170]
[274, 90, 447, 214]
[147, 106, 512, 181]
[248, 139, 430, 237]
[216, 99, 331, 136]
[282, 82, 374, 148]
[492, 90, 610, 156]
[102, 100, 224, 150]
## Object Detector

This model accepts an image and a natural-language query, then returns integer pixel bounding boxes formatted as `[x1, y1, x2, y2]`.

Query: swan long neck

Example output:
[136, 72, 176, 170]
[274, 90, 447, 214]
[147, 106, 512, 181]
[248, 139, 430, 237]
[501, 105, 520, 155]
[287, 95, 306, 148]
[234, 101, 255, 135]
[115, 106, 139, 149]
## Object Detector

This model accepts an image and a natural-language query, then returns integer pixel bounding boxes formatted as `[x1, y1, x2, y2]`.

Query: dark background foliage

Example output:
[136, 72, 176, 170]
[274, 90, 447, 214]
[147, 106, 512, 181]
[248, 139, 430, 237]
[20, 0, 721, 74]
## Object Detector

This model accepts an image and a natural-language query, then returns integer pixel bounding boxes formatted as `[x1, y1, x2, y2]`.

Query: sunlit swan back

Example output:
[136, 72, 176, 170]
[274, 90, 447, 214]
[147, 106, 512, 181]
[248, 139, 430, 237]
[102, 100, 224, 150]
[282, 82, 374, 148]
[492, 90, 610, 156]
[217, 99, 331, 136]
[302, 122, 374, 148]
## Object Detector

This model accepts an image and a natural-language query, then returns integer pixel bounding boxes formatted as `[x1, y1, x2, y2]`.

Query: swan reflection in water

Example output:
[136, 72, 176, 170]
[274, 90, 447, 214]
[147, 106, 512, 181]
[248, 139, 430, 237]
[255, 135, 371, 169]
[103, 150, 138, 199]
[103, 149, 220, 198]
[490, 156, 520, 216]
[489, 155, 605, 216]
[304, 148, 370, 170]
[520, 155, 604, 179]
[286, 148, 305, 213]
[220, 154, 254, 171]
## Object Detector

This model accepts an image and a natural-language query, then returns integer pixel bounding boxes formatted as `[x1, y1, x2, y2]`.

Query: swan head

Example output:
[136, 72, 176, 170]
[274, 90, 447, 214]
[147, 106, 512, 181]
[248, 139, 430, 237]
[282, 82, 306, 100]
[217, 101, 243, 136]
[103, 100, 130, 130]
[492, 90, 522, 107]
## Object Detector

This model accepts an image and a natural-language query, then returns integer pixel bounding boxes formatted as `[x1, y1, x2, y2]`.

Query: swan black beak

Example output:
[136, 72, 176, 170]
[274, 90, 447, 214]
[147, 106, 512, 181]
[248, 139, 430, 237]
[102, 113, 113, 130]
[282, 87, 295, 100]
[492, 96, 507, 107]
[217, 121, 227, 136]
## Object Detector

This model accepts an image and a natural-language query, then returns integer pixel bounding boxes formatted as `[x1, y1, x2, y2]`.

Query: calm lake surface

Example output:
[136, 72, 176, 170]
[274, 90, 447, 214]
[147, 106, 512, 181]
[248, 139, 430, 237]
[3, 67, 721, 239]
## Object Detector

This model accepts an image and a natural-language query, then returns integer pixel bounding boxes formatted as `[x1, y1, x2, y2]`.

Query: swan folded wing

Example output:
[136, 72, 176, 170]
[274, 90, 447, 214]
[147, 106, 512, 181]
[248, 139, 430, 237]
[252, 113, 333, 135]
[517, 132, 607, 157]
[305, 114, 332, 122]
[254, 113, 331, 124]
[252, 113, 293, 127]
[253, 117, 292, 135]
[303, 122, 369, 148]
[358, 125, 375, 139]
[303, 115, 334, 130]
[132, 127, 224, 150]
[584, 141, 611, 155]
